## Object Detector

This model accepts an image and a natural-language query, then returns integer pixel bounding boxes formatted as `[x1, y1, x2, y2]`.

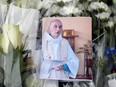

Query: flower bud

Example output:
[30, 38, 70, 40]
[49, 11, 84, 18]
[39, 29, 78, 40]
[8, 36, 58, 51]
[2, 24, 23, 52]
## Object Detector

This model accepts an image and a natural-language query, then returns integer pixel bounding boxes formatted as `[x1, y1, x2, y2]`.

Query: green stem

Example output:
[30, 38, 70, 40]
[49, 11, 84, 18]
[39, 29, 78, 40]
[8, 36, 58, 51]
[98, 19, 101, 43]
[110, 33, 112, 48]
[109, 29, 113, 47]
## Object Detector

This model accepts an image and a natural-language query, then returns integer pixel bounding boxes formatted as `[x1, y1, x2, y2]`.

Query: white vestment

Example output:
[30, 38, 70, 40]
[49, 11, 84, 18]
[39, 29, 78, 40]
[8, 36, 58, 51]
[40, 32, 79, 80]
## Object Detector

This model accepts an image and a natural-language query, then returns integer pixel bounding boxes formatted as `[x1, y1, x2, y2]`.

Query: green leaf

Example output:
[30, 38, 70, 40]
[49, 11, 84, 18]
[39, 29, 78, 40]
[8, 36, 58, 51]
[4, 41, 14, 87]
[11, 54, 22, 87]
[20, 52, 24, 73]
[0, 47, 5, 55]
[0, 51, 5, 80]
[0, 34, 4, 54]
[19, 36, 29, 73]
[4, 41, 22, 87]
[0, 52, 4, 77]
[11, 47, 20, 73]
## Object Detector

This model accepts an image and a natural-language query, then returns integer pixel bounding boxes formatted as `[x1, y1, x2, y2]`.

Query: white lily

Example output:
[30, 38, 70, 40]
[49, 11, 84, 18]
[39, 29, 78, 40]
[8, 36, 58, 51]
[0, 33, 9, 53]
[1, 24, 23, 53]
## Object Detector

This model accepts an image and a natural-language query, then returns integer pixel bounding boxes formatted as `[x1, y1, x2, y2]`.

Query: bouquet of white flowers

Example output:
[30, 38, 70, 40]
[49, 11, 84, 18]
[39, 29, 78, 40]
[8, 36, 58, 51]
[0, 24, 24, 87]
[0, 0, 116, 87]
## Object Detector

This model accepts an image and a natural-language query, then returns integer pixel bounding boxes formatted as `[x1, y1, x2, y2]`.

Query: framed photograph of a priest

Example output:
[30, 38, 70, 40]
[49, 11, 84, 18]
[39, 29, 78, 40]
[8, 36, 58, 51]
[40, 18, 79, 80]
[39, 17, 92, 81]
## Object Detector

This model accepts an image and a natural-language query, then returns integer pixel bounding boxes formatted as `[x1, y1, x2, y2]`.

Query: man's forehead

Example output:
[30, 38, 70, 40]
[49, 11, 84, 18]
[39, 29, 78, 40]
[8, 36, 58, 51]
[50, 19, 62, 25]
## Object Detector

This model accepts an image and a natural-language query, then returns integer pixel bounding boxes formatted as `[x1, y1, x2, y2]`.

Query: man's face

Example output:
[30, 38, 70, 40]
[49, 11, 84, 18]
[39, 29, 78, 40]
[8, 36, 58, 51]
[49, 20, 63, 38]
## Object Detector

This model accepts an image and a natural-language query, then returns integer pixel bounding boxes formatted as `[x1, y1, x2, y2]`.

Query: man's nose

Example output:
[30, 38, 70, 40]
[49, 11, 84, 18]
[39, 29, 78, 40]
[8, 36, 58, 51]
[56, 27, 60, 31]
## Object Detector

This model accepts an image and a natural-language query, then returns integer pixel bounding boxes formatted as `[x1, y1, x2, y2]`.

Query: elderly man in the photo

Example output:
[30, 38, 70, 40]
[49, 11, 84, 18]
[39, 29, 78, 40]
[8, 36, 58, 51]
[40, 19, 79, 80]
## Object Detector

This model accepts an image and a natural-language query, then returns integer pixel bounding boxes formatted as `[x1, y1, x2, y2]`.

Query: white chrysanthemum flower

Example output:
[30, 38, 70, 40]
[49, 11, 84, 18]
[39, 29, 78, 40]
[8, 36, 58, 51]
[95, 12, 110, 20]
[74, 7, 82, 15]
[59, 5, 82, 16]
[88, 2, 109, 12]
[88, 2, 98, 11]
[105, 21, 114, 28]
[78, 3, 85, 10]
[97, 2, 109, 11]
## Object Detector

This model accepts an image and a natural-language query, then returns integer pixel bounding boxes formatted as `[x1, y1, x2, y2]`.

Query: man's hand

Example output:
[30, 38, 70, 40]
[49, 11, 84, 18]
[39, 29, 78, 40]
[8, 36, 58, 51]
[53, 65, 64, 71]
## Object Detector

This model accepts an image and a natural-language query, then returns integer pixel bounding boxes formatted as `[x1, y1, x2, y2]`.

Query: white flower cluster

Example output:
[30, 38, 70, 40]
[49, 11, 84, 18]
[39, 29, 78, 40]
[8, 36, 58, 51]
[88, 1, 109, 12]
[95, 12, 110, 20]
[105, 21, 114, 28]
[88, 1, 111, 20]
[37, 0, 82, 16]
[37, 0, 74, 10]
[59, 5, 82, 16]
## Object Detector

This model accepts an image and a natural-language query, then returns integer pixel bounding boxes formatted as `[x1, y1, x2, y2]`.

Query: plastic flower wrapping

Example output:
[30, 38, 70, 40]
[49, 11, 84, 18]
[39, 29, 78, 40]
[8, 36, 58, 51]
[0, 0, 116, 87]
